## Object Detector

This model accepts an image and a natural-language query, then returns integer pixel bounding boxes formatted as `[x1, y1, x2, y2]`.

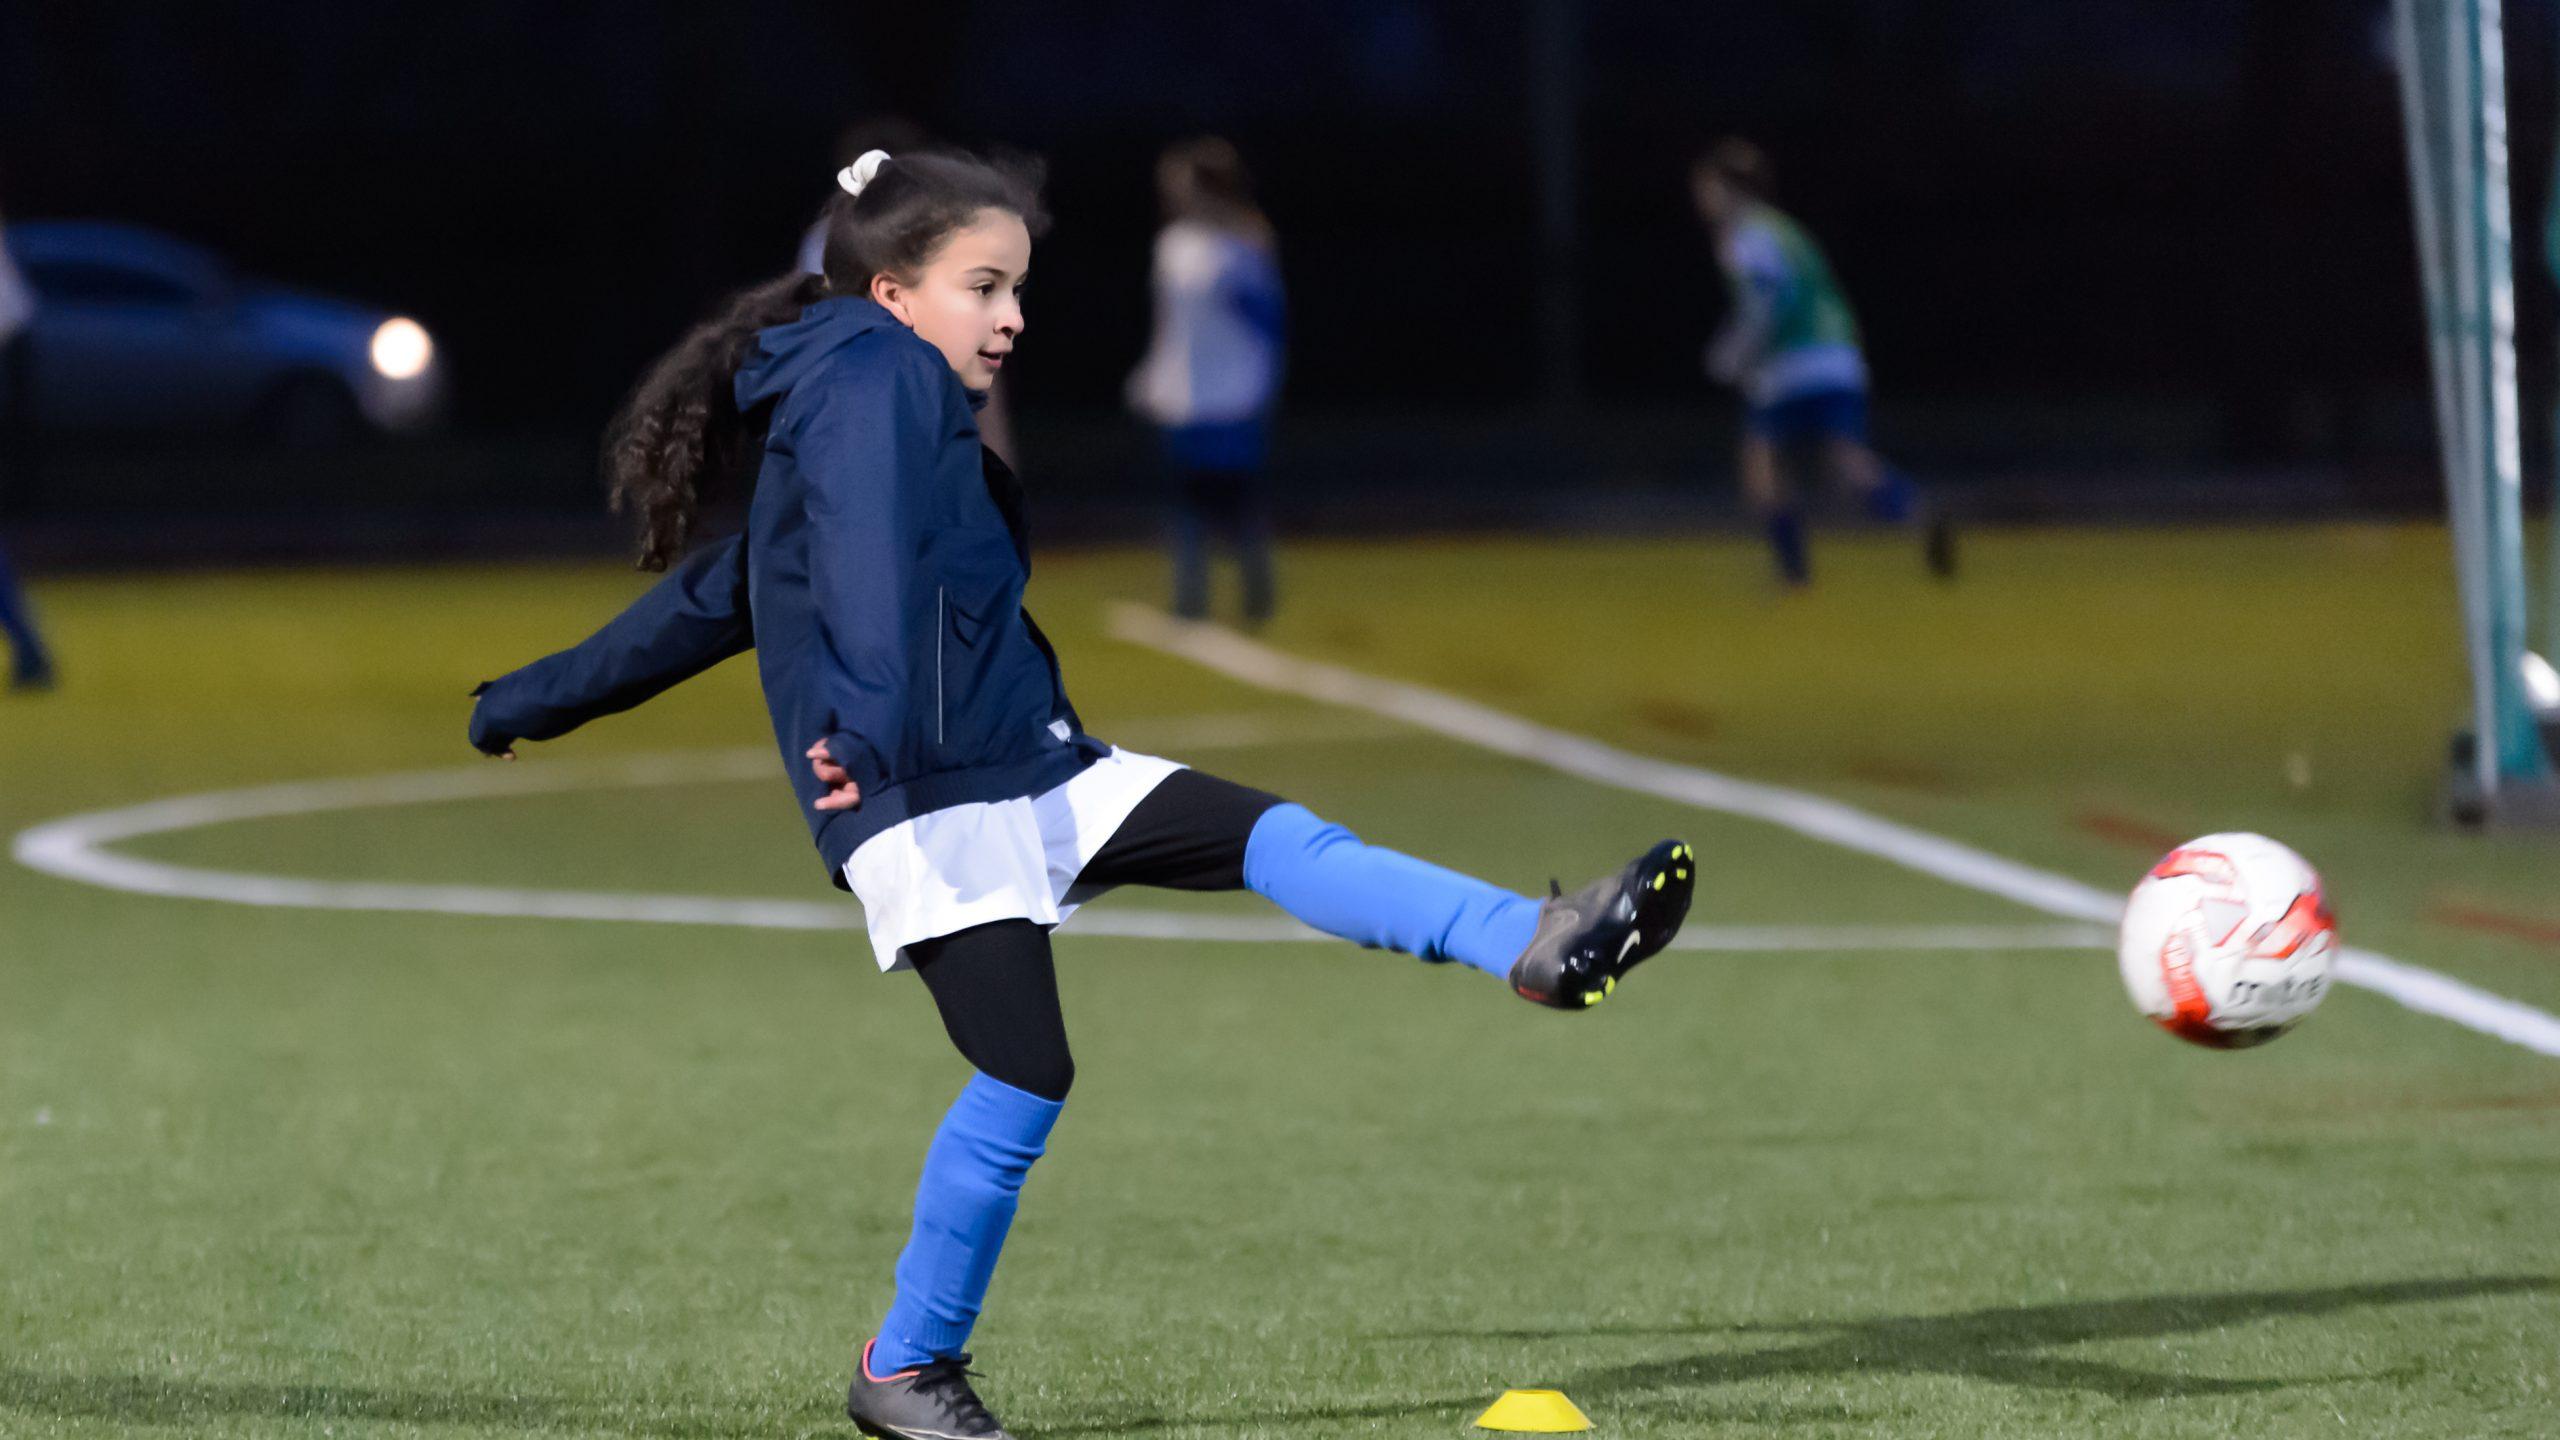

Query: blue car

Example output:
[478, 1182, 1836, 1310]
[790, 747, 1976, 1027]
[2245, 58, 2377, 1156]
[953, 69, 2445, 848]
[3, 221, 443, 443]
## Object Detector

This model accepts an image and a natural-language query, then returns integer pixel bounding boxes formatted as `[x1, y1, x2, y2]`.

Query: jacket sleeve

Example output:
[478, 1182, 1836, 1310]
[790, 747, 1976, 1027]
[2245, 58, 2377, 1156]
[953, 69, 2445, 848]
[467, 532, 753, 755]
[797, 348, 946, 791]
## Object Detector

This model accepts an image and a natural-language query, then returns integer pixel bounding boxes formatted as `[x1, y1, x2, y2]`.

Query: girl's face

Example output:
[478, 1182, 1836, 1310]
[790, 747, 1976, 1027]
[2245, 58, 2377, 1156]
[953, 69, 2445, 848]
[870, 209, 1031, 392]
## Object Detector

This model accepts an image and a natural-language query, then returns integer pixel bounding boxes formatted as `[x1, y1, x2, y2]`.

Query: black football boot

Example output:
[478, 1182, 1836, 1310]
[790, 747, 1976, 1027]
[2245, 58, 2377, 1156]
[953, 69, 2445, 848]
[1507, 840, 1697, 1009]
[847, 1339, 1013, 1440]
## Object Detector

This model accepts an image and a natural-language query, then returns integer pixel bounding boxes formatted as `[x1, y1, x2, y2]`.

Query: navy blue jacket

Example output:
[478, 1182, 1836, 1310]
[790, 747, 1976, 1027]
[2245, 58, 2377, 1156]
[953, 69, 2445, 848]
[470, 298, 1103, 885]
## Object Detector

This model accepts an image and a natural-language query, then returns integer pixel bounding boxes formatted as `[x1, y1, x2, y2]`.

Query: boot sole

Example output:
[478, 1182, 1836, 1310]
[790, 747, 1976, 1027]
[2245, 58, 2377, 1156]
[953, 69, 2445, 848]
[850, 1418, 984, 1440]
[1540, 840, 1699, 1009]
[1616, 839, 1697, 976]
[849, 1387, 995, 1440]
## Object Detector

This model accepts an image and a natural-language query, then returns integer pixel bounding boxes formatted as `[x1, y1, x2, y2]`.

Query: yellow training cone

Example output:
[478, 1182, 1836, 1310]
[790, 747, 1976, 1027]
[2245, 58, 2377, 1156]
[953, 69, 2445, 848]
[1472, 1388, 1592, 1432]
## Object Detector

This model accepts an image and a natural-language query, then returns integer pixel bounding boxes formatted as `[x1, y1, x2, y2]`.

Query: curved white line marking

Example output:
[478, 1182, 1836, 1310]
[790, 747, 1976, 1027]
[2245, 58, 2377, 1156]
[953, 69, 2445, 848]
[4, 752, 1300, 944]
[1107, 603, 2560, 1059]
[8, 748, 2099, 955]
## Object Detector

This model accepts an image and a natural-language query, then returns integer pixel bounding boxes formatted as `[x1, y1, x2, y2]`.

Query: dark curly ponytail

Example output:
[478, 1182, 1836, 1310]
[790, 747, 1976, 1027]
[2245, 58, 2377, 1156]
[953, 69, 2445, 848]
[603, 272, 823, 570]
[602, 145, 1049, 571]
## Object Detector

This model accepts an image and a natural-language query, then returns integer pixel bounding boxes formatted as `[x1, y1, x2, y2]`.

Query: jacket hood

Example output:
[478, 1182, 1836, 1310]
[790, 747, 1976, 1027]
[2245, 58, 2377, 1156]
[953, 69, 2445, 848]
[734, 295, 990, 413]
[735, 296, 899, 411]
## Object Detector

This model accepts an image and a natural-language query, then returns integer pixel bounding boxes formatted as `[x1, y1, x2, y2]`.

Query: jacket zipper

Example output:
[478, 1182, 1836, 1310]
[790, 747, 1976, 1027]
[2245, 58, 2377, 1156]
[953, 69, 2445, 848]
[936, 587, 947, 744]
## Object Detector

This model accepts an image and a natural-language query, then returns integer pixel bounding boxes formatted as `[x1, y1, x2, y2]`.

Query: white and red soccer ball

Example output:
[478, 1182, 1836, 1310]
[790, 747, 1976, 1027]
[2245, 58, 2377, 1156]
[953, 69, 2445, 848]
[2117, 833, 2337, 1049]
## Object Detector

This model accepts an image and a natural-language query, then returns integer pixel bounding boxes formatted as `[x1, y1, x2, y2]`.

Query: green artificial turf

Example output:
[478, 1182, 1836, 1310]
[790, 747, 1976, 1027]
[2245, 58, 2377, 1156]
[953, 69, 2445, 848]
[2, 525, 2555, 1438]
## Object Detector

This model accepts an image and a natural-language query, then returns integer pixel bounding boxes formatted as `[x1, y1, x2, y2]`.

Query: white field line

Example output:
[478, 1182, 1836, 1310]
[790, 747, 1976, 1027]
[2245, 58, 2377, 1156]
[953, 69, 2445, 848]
[1107, 710, 1413, 752]
[8, 748, 2097, 956]
[1105, 603, 2560, 1059]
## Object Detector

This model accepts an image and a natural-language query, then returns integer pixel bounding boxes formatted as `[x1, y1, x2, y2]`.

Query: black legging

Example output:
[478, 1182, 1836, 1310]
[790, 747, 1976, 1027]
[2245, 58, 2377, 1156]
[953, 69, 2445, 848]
[906, 769, 1280, 1103]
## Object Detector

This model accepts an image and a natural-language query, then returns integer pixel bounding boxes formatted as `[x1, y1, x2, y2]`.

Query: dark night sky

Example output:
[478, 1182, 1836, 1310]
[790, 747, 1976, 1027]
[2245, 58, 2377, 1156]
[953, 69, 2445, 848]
[2, 0, 2549, 463]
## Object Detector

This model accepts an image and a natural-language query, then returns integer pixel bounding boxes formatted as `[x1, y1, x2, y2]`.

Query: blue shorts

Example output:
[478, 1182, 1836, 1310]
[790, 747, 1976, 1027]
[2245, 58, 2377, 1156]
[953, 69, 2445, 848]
[1746, 388, 1867, 446]
[1161, 417, 1271, 473]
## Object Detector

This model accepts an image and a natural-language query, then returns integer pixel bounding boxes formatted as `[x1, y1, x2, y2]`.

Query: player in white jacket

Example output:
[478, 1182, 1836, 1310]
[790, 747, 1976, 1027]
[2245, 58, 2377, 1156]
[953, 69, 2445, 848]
[1126, 138, 1286, 624]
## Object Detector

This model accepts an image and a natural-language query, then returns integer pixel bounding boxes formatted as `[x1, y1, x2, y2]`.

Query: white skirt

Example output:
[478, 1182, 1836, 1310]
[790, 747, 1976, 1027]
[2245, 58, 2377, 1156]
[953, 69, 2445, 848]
[841, 747, 1185, 970]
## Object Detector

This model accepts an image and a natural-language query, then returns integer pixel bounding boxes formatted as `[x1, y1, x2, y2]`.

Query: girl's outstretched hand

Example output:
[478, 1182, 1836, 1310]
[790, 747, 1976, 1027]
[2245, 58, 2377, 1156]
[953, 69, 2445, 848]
[807, 738, 863, 811]
[467, 682, 517, 759]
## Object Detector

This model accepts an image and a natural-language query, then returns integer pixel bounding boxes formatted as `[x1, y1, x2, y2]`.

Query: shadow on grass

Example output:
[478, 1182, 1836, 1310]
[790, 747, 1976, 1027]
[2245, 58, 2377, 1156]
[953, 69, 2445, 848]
[1039, 1395, 1480, 1437]
[1039, 1394, 1873, 1436]
[0, 1372, 1477, 1440]
[1389, 1275, 2558, 1403]
[9, 1278, 2542, 1435]
[0, 1369, 833, 1438]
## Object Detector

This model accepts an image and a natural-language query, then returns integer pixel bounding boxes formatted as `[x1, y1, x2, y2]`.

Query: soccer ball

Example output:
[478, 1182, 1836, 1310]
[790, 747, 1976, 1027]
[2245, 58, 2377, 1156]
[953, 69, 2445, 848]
[2117, 833, 2338, 1049]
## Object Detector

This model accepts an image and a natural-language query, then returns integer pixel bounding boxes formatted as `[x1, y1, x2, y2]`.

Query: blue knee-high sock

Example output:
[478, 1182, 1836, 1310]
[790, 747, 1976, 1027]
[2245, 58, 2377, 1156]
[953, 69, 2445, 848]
[1242, 803, 1539, 980]
[1864, 466, 1918, 524]
[871, 1072, 1063, 1372]
[1764, 508, 1810, 585]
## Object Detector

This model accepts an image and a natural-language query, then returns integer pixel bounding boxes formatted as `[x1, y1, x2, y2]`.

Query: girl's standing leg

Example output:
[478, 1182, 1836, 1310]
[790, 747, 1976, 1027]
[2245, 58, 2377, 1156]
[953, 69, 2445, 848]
[878, 920, 1070, 1371]
[849, 920, 1066, 1440]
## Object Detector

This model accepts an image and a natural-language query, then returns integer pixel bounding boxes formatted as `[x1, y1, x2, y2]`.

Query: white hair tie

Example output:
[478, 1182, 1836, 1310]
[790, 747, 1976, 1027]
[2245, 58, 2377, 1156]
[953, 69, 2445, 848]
[838, 149, 892, 198]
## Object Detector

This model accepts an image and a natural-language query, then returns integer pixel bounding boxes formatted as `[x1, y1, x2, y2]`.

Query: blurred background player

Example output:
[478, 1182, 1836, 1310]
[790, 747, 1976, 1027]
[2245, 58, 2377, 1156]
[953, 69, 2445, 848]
[1125, 137, 1286, 625]
[1690, 138, 1954, 587]
[0, 201, 57, 692]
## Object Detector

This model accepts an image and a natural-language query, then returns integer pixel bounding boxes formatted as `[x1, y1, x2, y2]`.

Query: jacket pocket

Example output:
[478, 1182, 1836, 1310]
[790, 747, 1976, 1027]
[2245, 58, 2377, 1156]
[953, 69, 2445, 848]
[931, 583, 1006, 746]
[926, 537, 1044, 764]
[936, 582, 1019, 750]
[945, 581, 999, 644]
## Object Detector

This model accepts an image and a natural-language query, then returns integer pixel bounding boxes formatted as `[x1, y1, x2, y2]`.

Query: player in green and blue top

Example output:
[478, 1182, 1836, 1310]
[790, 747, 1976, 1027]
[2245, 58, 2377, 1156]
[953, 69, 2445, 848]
[1691, 139, 1954, 585]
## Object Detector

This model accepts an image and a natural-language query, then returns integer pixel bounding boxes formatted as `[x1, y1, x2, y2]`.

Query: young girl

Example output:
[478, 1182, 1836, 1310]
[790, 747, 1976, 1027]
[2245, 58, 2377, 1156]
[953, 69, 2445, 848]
[1124, 137, 1285, 625]
[469, 146, 1694, 1440]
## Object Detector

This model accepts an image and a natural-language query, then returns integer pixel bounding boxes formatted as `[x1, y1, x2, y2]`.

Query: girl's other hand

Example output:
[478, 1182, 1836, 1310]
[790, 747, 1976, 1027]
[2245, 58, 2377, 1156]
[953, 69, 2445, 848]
[807, 738, 863, 810]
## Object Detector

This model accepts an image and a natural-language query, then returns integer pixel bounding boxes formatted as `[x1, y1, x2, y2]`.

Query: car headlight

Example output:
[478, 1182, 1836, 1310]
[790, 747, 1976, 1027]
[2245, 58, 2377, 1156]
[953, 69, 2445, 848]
[369, 317, 434, 381]
[2527, 651, 2560, 717]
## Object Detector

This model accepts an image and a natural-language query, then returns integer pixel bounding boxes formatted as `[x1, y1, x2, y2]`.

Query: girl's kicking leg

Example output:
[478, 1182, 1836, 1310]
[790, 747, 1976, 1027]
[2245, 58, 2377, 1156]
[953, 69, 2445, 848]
[1076, 770, 1696, 1009]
